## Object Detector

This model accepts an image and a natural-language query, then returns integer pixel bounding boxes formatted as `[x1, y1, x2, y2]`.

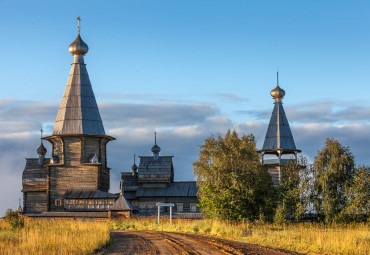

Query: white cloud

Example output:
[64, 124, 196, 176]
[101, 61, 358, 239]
[1, 98, 370, 215]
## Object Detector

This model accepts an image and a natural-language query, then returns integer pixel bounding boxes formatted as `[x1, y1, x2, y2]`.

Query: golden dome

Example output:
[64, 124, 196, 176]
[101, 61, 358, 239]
[68, 34, 88, 55]
[270, 85, 285, 99]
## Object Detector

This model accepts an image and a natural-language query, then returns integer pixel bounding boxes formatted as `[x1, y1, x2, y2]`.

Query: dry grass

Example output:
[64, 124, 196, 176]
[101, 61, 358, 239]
[0, 219, 110, 255]
[0, 218, 368, 254]
[110, 218, 370, 255]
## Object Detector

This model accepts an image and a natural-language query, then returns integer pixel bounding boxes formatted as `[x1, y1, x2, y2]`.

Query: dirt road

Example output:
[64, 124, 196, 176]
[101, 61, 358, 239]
[98, 230, 302, 255]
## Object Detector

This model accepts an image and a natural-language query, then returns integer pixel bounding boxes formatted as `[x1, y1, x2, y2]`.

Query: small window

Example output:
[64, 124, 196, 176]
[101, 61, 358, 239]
[55, 199, 63, 206]
[77, 199, 85, 205]
[177, 203, 183, 212]
[190, 204, 197, 212]
[147, 202, 154, 209]
[98, 199, 104, 205]
[88, 200, 94, 205]
[140, 202, 146, 209]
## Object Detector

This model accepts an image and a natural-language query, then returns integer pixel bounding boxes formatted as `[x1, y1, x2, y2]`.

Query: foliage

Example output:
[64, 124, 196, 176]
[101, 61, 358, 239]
[4, 209, 24, 229]
[193, 129, 276, 221]
[111, 218, 370, 255]
[312, 138, 355, 222]
[344, 166, 370, 220]
[274, 158, 310, 223]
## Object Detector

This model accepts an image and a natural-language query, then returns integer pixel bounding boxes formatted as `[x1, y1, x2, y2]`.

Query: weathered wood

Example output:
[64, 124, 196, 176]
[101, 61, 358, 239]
[25, 191, 47, 213]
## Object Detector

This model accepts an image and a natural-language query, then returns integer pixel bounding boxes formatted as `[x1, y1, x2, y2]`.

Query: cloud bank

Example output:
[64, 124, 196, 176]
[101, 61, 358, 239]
[1, 97, 370, 214]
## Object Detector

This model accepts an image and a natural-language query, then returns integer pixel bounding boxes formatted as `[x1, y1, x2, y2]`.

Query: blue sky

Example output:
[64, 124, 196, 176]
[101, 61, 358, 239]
[1, 0, 370, 213]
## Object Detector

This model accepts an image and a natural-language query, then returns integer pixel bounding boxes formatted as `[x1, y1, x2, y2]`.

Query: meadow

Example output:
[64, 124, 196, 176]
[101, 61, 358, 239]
[111, 218, 369, 255]
[0, 219, 110, 255]
[0, 218, 368, 255]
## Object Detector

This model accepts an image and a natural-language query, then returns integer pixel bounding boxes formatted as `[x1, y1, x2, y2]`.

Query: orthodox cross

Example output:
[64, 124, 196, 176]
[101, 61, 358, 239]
[154, 131, 157, 145]
[77, 17, 80, 34]
[134, 153, 136, 164]
[40, 129, 44, 139]
[120, 179, 123, 196]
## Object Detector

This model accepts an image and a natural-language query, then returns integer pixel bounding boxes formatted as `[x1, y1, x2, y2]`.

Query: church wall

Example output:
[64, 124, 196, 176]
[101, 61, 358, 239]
[24, 191, 47, 213]
[267, 166, 281, 187]
[98, 166, 109, 192]
[49, 165, 99, 211]
[46, 136, 110, 212]
[137, 196, 199, 213]
[64, 137, 81, 166]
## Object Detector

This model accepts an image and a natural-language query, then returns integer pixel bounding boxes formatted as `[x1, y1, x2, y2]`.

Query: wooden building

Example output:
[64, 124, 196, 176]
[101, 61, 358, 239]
[21, 20, 200, 219]
[22, 20, 119, 216]
[121, 134, 200, 215]
[259, 73, 301, 186]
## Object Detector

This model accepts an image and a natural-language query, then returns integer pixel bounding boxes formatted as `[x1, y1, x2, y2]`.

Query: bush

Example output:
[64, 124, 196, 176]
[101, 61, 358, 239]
[4, 209, 24, 229]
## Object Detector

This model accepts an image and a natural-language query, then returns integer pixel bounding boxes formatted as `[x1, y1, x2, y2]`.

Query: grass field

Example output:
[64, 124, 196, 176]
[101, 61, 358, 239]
[0, 218, 368, 254]
[110, 218, 370, 255]
[0, 220, 110, 255]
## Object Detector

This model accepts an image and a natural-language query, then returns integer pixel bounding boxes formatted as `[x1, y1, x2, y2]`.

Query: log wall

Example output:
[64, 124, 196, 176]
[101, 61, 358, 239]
[267, 166, 281, 187]
[46, 135, 110, 212]
[25, 191, 47, 213]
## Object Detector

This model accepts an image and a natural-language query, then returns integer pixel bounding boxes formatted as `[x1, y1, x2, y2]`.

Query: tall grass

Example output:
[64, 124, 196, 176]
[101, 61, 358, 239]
[0, 220, 110, 255]
[0, 218, 368, 254]
[110, 218, 370, 255]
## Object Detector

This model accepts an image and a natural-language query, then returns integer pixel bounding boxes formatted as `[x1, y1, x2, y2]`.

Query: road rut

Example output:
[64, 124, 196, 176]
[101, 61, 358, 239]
[98, 230, 302, 255]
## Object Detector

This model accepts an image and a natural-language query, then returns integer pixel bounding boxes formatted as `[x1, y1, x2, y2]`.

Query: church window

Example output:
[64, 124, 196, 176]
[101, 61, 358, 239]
[177, 203, 183, 212]
[55, 199, 63, 206]
[190, 204, 197, 212]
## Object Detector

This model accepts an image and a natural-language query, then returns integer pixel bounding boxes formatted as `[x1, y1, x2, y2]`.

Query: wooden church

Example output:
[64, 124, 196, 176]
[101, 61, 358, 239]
[21, 19, 200, 219]
[21, 19, 300, 219]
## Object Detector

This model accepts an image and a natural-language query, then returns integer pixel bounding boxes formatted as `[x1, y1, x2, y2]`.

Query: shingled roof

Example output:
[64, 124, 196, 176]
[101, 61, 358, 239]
[109, 195, 135, 211]
[261, 102, 298, 152]
[136, 182, 198, 197]
[260, 76, 300, 155]
[138, 156, 174, 183]
[52, 34, 105, 136]
[63, 190, 117, 199]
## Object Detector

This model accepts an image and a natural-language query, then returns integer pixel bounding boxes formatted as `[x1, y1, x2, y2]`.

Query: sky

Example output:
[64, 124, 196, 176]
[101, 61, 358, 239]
[1, 0, 370, 214]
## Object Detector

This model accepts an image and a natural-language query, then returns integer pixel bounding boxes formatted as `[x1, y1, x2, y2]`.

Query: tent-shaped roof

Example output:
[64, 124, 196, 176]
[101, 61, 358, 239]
[261, 102, 299, 152]
[109, 195, 134, 211]
[52, 33, 106, 136]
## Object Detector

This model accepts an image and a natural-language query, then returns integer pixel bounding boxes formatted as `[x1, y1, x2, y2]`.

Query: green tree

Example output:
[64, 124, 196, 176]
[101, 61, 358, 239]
[4, 209, 24, 229]
[193, 130, 275, 221]
[274, 158, 310, 223]
[344, 166, 370, 220]
[312, 138, 355, 222]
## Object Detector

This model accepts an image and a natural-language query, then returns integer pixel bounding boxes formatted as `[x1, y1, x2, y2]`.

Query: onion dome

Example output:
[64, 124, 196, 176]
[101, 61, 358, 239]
[151, 144, 161, 154]
[151, 131, 161, 154]
[270, 85, 285, 99]
[36, 142, 47, 156]
[271, 71, 285, 99]
[90, 153, 99, 163]
[68, 34, 89, 55]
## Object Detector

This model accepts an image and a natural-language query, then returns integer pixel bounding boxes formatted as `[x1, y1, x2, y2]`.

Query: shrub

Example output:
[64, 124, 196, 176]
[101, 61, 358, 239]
[4, 209, 24, 229]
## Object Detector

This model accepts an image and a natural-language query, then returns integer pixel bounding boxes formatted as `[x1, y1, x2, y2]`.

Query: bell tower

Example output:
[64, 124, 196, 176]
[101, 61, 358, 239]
[41, 18, 114, 211]
[259, 72, 301, 186]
